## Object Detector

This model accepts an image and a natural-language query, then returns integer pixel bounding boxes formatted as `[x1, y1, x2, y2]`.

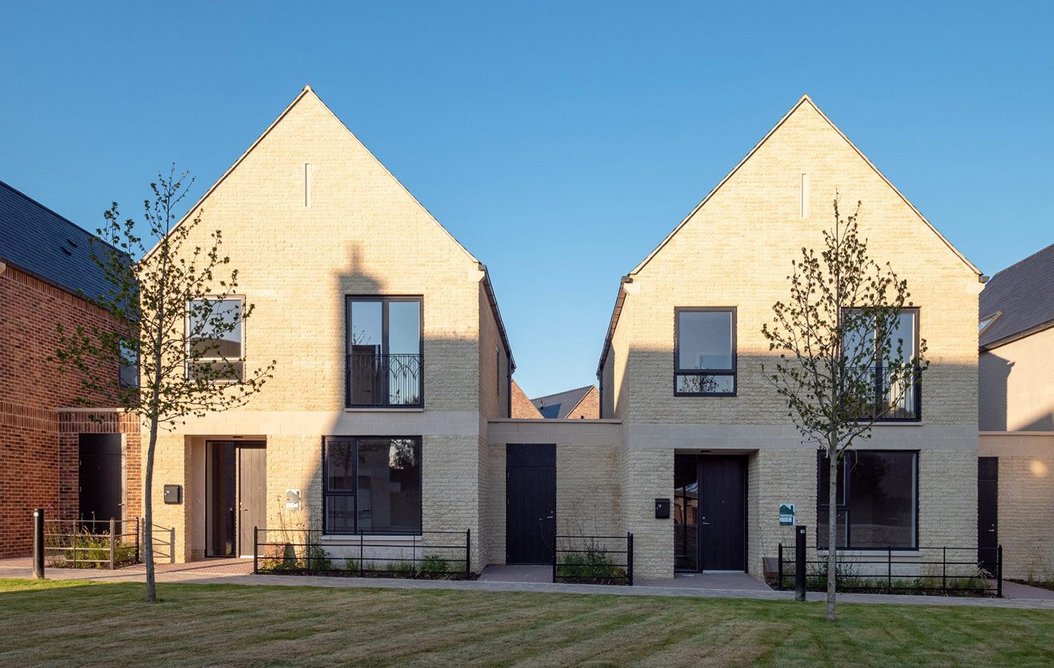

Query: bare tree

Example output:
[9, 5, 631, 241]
[54, 167, 275, 602]
[761, 196, 927, 621]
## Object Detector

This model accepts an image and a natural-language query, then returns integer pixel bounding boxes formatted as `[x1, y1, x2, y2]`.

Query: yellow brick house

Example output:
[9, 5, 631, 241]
[597, 95, 985, 579]
[149, 87, 513, 568]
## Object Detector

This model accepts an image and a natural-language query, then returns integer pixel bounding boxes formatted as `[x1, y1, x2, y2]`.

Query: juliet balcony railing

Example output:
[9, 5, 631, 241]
[843, 364, 921, 421]
[346, 352, 423, 408]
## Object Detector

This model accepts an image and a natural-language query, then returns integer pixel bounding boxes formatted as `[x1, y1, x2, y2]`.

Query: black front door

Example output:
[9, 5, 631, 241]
[238, 445, 267, 557]
[206, 441, 266, 557]
[675, 454, 747, 571]
[506, 444, 556, 564]
[978, 457, 998, 573]
[78, 434, 122, 530]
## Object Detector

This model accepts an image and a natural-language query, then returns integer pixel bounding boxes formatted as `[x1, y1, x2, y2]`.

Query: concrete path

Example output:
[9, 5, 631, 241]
[4, 558, 1054, 610]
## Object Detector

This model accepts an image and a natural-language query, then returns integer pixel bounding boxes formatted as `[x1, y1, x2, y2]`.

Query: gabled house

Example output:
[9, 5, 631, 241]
[531, 385, 599, 419]
[510, 381, 542, 418]
[149, 87, 513, 568]
[0, 180, 140, 557]
[597, 95, 983, 578]
[978, 244, 1054, 579]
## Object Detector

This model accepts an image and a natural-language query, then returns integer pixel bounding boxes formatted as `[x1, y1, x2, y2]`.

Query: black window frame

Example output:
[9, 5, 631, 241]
[321, 435, 423, 535]
[816, 449, 920, 550]
[118, 338, 139, 389]
[843, 307, 922, 422]
[344, 295, 424, 408]
[185, 296, 246, 383]
[673, 306, 738, 397]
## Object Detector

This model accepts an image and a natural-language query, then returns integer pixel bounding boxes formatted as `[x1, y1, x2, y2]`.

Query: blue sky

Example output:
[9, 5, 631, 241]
[2, 2, 1051, 397]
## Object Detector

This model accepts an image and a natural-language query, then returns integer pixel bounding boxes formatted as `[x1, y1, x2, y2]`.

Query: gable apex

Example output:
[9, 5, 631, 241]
[628, 94, 981, 278]
[146, 86, 481, 269]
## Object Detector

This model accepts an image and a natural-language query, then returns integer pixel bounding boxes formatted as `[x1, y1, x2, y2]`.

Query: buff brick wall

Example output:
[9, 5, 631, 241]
[603, 99, 980, 577]
[0, 265, 132, 557]
[147, 89, 499, 564]
[620, 448, 674, 578]
[997, 455, 1054, 580]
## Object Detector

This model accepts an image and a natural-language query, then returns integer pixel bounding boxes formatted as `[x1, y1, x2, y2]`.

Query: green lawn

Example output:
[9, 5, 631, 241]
[1, 579, 1052, 666]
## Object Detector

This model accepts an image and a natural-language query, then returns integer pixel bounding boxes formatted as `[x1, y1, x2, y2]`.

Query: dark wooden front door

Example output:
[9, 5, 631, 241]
[978, 457, 998, 573]
[698, 456, 747, 571]
[238, 445, 267, 557]
[78, 434, 123, 529]
[506, 444, 556, 564]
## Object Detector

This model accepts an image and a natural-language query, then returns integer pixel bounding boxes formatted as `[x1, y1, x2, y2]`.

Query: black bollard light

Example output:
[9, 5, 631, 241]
[32, 508, 45, 579]
[794, 524, 806, 601]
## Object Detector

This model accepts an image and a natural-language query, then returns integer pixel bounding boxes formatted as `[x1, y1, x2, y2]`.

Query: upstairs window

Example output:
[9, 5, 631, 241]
[675, 308, 736, 396]
[119, 339, 139, 388]
[186, 298, 244, 381]
[346, 297, 422, 407]
[843, 308, 920, 420]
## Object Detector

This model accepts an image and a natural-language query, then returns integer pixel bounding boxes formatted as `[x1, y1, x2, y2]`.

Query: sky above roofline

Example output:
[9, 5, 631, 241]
[1, 2, 1051, 397]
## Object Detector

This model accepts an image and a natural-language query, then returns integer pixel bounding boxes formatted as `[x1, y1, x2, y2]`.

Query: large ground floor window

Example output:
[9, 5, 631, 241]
[323, 436, 422, 535]
[817, 450, 918, 549]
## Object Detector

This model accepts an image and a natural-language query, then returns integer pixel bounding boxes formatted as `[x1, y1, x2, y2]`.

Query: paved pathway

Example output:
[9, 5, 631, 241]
[4, 558, 1054, 610]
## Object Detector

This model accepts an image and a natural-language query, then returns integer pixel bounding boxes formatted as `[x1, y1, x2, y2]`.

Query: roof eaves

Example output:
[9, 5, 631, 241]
[480, 263, 516, 371]
[980, 318, 1054, 352]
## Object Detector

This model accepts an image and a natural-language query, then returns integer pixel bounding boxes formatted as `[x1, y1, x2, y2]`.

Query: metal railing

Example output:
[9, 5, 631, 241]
[847, 364, 921, 421]
[346, 352, 423, 407]
[553, 533, 633, 586]
[43, 518, 140, 569]
[776, 543, 1002, 596]
[254, 528, 472, 579]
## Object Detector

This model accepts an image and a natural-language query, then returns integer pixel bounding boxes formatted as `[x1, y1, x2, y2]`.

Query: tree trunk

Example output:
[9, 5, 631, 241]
[826, 448, 839, 621]
[143, 416, 158, 602]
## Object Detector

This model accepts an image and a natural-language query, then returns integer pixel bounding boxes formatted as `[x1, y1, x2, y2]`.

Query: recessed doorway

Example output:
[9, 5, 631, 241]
[674, 454, 747, 572]
[205, 441, 266, 558]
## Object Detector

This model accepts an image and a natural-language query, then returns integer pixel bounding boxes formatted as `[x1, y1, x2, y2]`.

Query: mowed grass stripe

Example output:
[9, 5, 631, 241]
[2, 579, 1054, 667]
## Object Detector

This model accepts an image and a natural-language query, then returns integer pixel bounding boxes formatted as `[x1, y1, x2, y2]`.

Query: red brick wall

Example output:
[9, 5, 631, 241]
[0, 265, 136, 557]
[564, 386, 600, 420]
[511, 381, 543, 418]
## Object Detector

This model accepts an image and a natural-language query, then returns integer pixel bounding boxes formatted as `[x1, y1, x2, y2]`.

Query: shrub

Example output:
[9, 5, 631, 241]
[557, 542, 625, 583]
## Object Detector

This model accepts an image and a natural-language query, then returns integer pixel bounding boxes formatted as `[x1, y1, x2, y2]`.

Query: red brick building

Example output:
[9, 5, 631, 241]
[0, 180, 140, 558]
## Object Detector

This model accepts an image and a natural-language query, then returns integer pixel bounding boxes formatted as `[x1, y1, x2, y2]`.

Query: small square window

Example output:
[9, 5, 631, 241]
[186, 298, 244, 382]
[674, 308, 736, 396]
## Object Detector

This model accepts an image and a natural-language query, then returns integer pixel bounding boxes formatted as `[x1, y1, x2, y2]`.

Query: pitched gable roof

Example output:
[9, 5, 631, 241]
[511, 380, 543, 418]
[145, 86, 515, 368]
[597, 94, 982, 376]
[531, 385, 597, 419]
[0, 179, 122, 301]
[980, 243, 1054, 350]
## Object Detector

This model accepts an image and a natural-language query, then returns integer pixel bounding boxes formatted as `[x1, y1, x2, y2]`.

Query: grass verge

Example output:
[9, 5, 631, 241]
[1, 578, 1053, 666]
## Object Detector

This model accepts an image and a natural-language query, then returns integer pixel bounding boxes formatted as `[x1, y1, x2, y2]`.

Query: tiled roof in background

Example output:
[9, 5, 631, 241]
[980, 243, 1054, 349]
[0, 180, 121, 301]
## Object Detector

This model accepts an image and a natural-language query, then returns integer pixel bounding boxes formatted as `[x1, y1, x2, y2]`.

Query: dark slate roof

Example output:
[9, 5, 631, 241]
[0, 180, 120, 301]
[531, 385, 593, 420]
[979, 243, 1054, 349]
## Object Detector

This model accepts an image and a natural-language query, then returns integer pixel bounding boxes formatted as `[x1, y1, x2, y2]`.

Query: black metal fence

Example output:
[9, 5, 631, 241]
[43, 518, 140, 569]
[254, 528, 473, 579]
[776, 543, 1002, 596]
[553, 533, 633, 586]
